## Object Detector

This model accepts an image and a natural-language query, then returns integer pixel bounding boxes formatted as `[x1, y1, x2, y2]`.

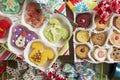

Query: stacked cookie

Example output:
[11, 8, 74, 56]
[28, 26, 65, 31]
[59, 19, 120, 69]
[74, 12, 120, 63]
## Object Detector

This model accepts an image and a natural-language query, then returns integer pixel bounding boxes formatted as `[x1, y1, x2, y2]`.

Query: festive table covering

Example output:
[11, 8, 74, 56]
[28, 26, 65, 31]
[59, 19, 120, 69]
[1, 0, 119, 80]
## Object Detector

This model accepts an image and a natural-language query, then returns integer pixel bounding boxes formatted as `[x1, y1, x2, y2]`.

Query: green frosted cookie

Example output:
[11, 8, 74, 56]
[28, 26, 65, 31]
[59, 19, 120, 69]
[2, 0, 20, 14]
[43, 25, 61, 43]
[49, 18, 60, 26]
[44, 18, 69, 43]
[56, 28, 69, 40]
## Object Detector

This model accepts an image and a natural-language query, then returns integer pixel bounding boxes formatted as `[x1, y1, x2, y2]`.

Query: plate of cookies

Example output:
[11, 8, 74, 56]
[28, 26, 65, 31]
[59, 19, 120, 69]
[73, 11, 120, 63]
[0, 0, 73, 70]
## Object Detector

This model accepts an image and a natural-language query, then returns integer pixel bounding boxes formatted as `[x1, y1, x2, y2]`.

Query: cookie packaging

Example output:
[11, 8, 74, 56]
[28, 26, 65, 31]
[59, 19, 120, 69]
[73, 11, 120, 63]
[0, 0, 73, 71]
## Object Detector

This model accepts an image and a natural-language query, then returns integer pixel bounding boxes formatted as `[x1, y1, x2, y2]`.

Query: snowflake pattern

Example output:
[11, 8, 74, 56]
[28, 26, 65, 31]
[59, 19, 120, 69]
[75, 1, 89, 12]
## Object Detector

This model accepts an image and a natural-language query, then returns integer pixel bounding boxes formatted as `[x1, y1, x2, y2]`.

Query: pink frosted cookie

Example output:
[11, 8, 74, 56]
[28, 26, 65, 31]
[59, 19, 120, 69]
[92, 47, 107, 62]
[11, 25, 38, 50]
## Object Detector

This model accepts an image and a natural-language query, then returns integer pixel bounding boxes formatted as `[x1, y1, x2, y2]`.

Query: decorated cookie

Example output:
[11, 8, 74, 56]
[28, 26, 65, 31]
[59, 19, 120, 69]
[113, 16, 120, 30]
[76, 30, 89, 43]
[76, 13, 92, 28]
[92, 47, 107, 62]
[91, 33, 106, 46]
[2, 0, 20, 14]
[109, 31, 120, 46]
[11, 25, 38, 50]
[110, 47, 120, 61]
[75, 45, 89, 59]
[29, 42, 54, 66]
[43, 18, 69, 43]
[0, 19, 11, 38]
[25, 2, 44, 28]
[95, 15, 109, 31]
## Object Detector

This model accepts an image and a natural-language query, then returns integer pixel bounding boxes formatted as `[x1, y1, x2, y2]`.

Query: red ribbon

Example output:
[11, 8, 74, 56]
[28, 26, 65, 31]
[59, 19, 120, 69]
[94, 0, 120, 22]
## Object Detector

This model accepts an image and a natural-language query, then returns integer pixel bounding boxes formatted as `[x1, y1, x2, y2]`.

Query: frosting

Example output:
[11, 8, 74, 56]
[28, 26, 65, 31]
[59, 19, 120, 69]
[25, 2, 44, 28]
[110, 31, 120, 46]
[11, 26, 38, 50]
[95, 15, 109, 31]
[76, 30, 89, 43]
[29, 42, 54, 66]
[2, 0, 20, 14]
[0, 19, 11, 38]
[43, 18, 69, 43]
[76, 13, 92, 28]
[93, 48, 107, 62]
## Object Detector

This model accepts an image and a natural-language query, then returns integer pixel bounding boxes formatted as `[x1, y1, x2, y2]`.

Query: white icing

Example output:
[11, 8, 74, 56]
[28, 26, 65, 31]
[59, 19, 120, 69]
[16, 35, 18, 37]
[93, 48, 107, 62]
[28, 34, 31, 36]
[19, 28, 22, 31]
[32, 37, 35, 40]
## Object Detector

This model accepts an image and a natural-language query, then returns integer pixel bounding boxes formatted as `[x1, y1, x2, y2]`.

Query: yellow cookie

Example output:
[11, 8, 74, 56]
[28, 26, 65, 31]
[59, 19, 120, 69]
[37, 48, 54, 66]
[29, 42, 54, 66]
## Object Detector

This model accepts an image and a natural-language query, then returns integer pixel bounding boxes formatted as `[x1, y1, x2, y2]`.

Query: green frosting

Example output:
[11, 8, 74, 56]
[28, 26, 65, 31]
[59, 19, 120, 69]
[43, 18, 69, 43]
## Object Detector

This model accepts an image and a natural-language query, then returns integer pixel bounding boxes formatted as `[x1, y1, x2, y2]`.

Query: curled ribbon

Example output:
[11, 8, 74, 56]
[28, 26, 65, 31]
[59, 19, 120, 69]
[94, 0, 120, 23]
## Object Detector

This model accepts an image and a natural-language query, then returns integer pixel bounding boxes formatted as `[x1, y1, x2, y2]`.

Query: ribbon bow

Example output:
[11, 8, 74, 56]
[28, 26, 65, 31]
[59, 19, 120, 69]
[94, 0, 120, 22]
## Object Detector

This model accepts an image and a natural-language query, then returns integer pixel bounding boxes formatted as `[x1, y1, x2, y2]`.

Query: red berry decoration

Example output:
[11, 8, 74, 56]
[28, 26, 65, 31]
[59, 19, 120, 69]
[0, 19, 11, 29]
[0, 26, 6, 38]
[0, 19, 11, 38]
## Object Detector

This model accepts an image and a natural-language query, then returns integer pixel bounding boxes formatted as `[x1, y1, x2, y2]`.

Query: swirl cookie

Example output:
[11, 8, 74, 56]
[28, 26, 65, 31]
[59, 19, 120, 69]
[76, 30, 89, 43]
[0, 19, 11, 38]
[25, 2, 44, 28]
[110, 47, 120, 61]
[43, 18, 69, 43]
[92, 47, 107, 62]
[29, 42, 54, 66]
[95, 15, 109, 31]
[11, 25, 38, 50]
[75, 45, 89, 59]
[91, 33, 106, 46]
[76, 13, 92, 28]
[109, 31, 120, 46]
[113, 16, 120, 30]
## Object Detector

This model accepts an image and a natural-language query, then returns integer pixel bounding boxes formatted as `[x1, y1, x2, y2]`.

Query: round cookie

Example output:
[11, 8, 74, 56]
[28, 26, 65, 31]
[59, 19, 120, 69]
[75, 45, 89, 59]
[91, 33, 106, 46]
[76, 13, 92, 28]
[109, 31, 120, 46]
[113, 16, 120, 30]
[110, 47, 120, 61]
[95, 15, 109, 31]
[92, 47, 107, 62]
[76, 30, 89, 43]
[25, 2, 44, 28]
